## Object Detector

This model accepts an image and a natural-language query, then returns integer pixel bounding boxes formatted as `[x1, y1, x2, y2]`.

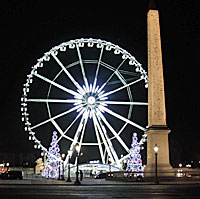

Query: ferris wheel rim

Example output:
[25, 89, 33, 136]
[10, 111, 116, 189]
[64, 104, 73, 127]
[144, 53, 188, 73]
[21, 38, 148, 166]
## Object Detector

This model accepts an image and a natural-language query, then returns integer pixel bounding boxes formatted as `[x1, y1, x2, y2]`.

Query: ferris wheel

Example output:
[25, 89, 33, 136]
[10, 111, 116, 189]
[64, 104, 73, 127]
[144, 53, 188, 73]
[21, 38, 148, 168]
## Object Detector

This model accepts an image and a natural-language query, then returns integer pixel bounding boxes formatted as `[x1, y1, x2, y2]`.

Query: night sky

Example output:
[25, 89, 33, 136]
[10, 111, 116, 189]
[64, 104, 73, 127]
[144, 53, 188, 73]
[0, 0, 200, 167]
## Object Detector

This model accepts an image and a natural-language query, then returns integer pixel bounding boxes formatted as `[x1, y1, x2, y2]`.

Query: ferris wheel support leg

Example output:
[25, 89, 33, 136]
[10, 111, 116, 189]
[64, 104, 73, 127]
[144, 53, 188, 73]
[51, 53, 85, 95]
[64, 111, 87, 166]
[78, 110, 89, 153]
[92, 115, 105, 164]
[101, 105, 146, 132]
[93, 114, 115, 165]
[95, 114, 121, 168]
[30, 105, 82, 130]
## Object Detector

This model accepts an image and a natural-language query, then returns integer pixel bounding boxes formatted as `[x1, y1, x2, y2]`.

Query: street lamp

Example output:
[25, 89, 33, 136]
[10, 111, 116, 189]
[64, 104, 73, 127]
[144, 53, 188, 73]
[6, 163, 9, 171]
[74, 144, 81, 185]
[61, 154, 65, 180]
[58, 157, 62, 180]
[154, 144, 159, 184]
[66, 149, 73, 182]
[108, 157, 112, 173]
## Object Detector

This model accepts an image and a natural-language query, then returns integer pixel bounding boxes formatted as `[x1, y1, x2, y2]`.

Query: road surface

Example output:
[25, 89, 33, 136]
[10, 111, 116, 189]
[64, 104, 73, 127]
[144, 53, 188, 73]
[0, 184, 200, 198]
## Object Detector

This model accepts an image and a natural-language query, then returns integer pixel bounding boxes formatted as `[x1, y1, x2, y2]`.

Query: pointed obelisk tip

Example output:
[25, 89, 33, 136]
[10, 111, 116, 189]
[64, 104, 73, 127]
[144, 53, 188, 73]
[149, 0, 157, 10]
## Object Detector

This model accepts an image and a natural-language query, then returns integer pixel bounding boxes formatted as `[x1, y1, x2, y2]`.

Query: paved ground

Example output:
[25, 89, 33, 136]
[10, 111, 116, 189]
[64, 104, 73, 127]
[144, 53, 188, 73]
[0, 178, 200, 198]
[0, 176, 199, 185]
[0, 183, 200, 199]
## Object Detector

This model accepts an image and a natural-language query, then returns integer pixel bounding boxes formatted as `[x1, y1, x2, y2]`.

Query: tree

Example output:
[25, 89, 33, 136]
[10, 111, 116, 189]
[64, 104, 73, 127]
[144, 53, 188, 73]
[126, 133, 143, 175]
[43, 131, 60, 179]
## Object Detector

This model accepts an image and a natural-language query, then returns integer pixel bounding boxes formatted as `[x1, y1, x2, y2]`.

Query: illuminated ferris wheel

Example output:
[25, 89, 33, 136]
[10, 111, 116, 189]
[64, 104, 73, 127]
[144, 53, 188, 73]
[21, 38, 148, 168]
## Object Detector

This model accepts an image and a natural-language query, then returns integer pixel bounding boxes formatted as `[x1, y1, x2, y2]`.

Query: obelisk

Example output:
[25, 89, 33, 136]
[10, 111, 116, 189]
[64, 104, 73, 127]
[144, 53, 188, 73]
[145, 0, 172, 172]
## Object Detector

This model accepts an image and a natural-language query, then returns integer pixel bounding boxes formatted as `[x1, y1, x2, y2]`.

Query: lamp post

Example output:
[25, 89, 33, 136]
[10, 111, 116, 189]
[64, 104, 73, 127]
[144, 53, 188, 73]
[154, 144, 159, 184]
[61, 154, 65, 180]
[108, 157, 112, 173]
[74, 144, 81, 185]
[6, 163, 9, 172]
[58, 157, 61, 180]
[66, 149, 73, 182]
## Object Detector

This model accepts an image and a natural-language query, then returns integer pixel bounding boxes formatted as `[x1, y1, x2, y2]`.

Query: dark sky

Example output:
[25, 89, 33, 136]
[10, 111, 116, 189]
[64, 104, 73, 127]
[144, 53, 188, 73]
[0, 0, 200, 166]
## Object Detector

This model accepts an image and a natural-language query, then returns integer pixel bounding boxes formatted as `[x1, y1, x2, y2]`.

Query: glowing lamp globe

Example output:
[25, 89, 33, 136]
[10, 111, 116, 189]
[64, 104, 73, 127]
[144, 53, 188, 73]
[154, 144, 159, 153]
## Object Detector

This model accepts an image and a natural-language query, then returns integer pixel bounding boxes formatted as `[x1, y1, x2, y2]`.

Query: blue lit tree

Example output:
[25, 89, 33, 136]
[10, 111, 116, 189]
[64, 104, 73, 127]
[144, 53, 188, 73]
[43, 131, 60, 179]
[126, 133, 143, 174]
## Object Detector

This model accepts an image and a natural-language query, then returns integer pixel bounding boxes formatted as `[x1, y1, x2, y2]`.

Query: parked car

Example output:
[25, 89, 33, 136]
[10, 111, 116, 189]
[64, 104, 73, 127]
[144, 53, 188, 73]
[0, 171, 23, 180]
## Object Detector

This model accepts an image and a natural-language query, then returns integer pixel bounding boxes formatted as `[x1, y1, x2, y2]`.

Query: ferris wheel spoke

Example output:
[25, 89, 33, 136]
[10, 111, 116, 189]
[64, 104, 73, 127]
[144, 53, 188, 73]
[51, 119, 73, 146]
[119, 69, 140, 77]
[100, 105, 146, 131]
[34, 73, 79, 96]
[114, 71, 134, 119]
[101, 61, 139, 77]
[107, 77, 139, 86]
[30, 104, 83, 130]
[100, 61, 115, 71]
[101, 101, 148, 106]
[96, 109, 130, 153]
[27, 98, 82, 104]
[110, 122, 128, 141]
[62, 108, 85, 138]
[76, 44, 89, 90]
[51, 53, 84, 94]
[92, 46, 104, 92]
[98, 59, 126, 93]
[99, 78, 143, 98]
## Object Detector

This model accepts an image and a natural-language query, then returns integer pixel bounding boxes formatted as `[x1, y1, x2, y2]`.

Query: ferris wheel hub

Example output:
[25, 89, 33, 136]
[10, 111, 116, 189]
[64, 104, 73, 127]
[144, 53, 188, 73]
[87, 96, 96, 105]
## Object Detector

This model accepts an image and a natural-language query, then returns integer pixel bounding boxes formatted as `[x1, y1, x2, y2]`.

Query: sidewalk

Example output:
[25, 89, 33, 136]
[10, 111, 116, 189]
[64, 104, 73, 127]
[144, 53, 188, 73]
[0, 178, 132, 185]
[0, 177, 199, 186]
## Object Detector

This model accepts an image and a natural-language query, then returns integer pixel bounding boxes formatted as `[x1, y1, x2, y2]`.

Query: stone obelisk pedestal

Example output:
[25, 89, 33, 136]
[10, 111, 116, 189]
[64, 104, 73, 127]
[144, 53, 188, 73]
[145, 0, 173, 175]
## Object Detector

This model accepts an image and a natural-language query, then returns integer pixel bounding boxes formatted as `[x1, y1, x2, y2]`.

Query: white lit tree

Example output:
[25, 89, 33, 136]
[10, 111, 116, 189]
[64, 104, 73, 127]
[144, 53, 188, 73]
[43, 131, 61, 179]
[126, 133, 143, 174]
